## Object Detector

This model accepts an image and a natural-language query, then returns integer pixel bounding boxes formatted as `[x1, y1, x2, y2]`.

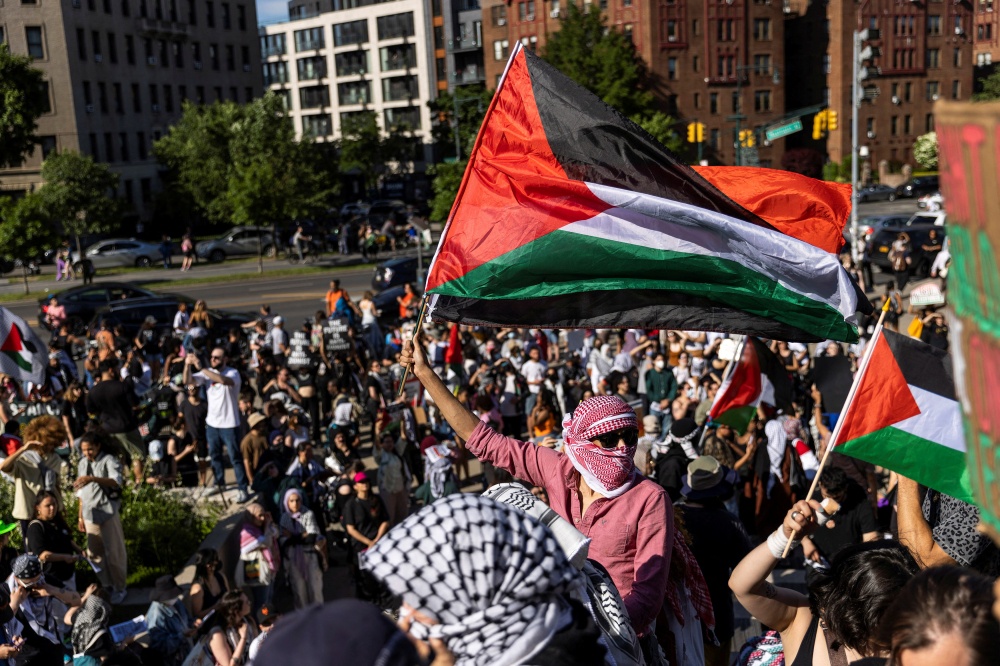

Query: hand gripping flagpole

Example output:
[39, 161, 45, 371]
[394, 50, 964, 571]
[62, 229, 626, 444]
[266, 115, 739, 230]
[396, 296, 429, 399]
[780, 298, 891, 558]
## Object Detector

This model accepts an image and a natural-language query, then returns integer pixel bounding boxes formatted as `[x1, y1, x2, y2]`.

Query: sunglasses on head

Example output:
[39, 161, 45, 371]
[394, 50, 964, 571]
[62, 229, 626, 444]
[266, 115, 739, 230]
[593, 427, 639, 450]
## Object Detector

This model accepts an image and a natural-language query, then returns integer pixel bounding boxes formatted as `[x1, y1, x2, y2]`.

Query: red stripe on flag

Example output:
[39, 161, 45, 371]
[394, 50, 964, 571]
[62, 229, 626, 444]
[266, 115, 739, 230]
[709, 339, 762, 420]
[425, 48, 611, 292]
[836, 333, 921, 446]
[695, 166, 851, 255]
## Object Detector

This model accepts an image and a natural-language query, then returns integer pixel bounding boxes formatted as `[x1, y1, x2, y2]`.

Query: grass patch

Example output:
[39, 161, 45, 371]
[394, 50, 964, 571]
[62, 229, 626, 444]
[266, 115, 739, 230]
[141, 261, 374, 290]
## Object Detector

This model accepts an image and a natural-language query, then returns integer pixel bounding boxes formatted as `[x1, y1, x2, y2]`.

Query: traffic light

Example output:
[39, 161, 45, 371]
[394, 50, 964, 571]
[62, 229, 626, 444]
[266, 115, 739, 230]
[687, 122, 705, 143]
[827, 110, 838, 131]
[738, 129, 755, 147]
[812, 110, 828, 140]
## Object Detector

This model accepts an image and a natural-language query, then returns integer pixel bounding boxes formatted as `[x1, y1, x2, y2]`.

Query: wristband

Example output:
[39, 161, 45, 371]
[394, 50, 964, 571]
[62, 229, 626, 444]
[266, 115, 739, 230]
[767, 528, 800, 559]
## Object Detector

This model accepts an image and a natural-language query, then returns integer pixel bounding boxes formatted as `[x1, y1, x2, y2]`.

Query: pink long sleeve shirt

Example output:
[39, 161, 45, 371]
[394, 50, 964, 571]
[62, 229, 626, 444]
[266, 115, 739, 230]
[466, 420, 673, 633]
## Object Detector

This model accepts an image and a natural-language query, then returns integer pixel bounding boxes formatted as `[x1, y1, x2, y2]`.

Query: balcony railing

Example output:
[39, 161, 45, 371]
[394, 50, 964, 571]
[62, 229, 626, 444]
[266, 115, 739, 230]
[448, 38, 482, 52]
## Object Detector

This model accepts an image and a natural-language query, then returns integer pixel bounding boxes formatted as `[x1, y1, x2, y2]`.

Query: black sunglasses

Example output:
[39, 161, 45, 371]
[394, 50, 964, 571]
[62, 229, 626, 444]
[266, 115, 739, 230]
[593, 427, 639, 450]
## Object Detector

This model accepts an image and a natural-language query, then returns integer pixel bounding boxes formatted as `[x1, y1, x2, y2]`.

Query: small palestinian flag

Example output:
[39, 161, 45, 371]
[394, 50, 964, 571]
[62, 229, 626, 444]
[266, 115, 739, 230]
[707, 337, 793, 434]
[836, 328, 970, 503]
[0, 307, 46, 385]
[425, 43, 868, 342]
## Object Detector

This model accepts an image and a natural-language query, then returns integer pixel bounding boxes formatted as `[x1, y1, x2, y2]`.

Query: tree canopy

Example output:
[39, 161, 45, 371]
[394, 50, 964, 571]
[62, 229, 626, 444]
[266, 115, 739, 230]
[154, 92, 331, 233]
[427, 86, 493, 161]
[974, 67, 1000, 101]
[0, 194, 59, 293]
[913, 132, 938, 170]
[36, 151, 120, 255]
[0, 43, 48, 170]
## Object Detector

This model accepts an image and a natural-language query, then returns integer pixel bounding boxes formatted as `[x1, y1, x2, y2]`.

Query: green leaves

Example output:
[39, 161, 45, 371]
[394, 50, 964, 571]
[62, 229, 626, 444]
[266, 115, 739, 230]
[912, 132, 938, 170]
[38, 152, 120, 242]
[0, 43, 48, 170]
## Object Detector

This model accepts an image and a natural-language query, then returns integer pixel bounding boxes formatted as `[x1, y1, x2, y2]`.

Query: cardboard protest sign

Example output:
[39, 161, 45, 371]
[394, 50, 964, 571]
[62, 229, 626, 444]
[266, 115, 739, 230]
[322, 318, 353, 353]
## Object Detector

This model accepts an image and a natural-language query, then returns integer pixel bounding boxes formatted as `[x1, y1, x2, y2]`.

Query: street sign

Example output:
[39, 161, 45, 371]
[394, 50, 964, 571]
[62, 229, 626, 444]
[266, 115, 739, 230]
[765, 119, 803, 141]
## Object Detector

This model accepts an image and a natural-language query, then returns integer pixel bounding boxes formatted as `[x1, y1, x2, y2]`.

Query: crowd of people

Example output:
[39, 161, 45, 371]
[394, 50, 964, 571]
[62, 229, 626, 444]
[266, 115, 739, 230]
[1, 244, 998, 665]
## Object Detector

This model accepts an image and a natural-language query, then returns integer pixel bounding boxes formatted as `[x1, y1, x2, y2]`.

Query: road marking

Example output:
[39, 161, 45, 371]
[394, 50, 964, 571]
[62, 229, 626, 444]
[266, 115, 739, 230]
[212, 292, 327, 309]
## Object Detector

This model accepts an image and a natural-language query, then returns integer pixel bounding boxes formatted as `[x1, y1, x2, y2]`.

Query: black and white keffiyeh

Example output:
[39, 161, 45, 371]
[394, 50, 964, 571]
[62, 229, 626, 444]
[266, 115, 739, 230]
[71, 594, 111, 656]
[362, 494, 586, 666]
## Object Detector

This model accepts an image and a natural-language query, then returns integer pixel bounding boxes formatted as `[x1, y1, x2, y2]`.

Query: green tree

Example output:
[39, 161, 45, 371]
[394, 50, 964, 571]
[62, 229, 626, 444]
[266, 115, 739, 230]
[36, 151, 120, 260]
[0, 194, 58, 293]
[542, 3, 653, 118]
[0, 43, 48, 170]
[428, 160, 467, 223]
[155, 93, 331, 270]
[427, 86, 493, 161]
[913, 131, 938, 170]
[339, 111, 383, 196]
[636, 111, 684, 155]
[974, 68, 1000, 101]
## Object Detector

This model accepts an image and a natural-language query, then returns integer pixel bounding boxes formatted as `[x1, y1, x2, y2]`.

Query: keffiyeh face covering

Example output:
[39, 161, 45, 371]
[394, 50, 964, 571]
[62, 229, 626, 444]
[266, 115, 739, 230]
[561, 395, 639, 498]
[362, 494, 585, 666]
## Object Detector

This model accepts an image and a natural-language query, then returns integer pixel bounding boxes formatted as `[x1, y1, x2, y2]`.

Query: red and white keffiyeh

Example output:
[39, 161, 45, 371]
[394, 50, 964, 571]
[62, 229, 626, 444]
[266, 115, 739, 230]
[561, 395, 638, 498]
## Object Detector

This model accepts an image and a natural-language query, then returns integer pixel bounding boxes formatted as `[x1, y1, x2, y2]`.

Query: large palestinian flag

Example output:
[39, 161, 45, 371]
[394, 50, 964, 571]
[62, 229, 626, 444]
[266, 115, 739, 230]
[425, 44, 868, 342]
[708, 337, 793, 433]
[836, 328, 970, 503]
[0, 307, 46, 385]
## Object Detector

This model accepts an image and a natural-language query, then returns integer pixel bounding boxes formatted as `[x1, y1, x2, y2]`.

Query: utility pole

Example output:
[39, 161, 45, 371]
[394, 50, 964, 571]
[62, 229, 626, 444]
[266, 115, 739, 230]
[851, 29, 861, 263]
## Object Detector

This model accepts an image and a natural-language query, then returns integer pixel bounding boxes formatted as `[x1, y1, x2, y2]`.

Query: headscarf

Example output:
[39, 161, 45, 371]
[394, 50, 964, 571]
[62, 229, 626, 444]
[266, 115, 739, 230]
[653, 417, 700, 460]
[363, 494, 586, 666]
[71, 594, 111, 657]
[424, 444, 455, 501]
[561, 395, 639, 498]
[279, 488, 317, 573]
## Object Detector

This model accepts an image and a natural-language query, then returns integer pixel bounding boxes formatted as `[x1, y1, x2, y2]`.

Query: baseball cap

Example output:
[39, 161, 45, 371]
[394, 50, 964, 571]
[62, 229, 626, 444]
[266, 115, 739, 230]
[273, 316, 284, 325]
[352, 471, 369, 484]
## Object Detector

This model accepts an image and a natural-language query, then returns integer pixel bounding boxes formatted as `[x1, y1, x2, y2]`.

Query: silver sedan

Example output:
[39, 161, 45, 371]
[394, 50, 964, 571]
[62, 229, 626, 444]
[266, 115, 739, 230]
[71, 238, 170, 269]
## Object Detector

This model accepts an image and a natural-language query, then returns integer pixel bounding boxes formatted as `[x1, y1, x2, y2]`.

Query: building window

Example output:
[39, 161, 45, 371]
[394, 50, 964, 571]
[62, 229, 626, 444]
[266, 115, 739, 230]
[210, 43, 219, 69]
[300, 84, 331, 108]
[25, 27, 44, 59]
[225, 45, 235, 70]
[261, 34, 285, 57]
[754, 53, 771, 74]
[195, 85, 204, 104]
[518, 0, 536, 21]
[132, 83, 141, 112]
[302, 114, 332, 138]
[237, 4, 246, 30]
[119, 133, 129, 161]
[905, 82, 912, 102]
[927, 80, 940, 100]
[927, 48, 940, 68]
[926, 113, 934, 132]
[222, 2, 231, 29]
[160, 39, 169, 67]
[709, 92, 718, 114]
[692, 54, 699, 71]
[716, 19, 734, 41]
[891, 115, 898, 135]
[382, 75, 417, 102]
[953, 47, 961, 68]
[140, 178, 152, 204]
[624, 24, 633, 43]
[709, 128, 720, 150]
[164, 84, 173, 112]
[245, 87, 253, 102]
[121, 0, 130, 16]
[377, 13, 415, 40]
[491, 6, 507, 26]
[333, 20, 367, 47]
[732, 90, 739, 112]
[384, 106, 421, 131]
[125, 35, 135, 64]
[297, 57, 326, 80]
[206, 1, 215, 27]
[38, 81, 51, 113]
[214, 86, 222, 101]
[89, 133, 99, 159]
[928, 15, 941, 35]
[105, 133, 115, 162]
[98, 82, 108, 112]
[263, 61, 288, 85]
[866, 117, 874, 136]
[335, 50, 368, 76]
[83, 81, 93, 107]
[753, 18, 771, 41]
[113, 82, 124, 113]
[436, 57, 446, 80]
[295, 27, 325, 51]
[952, 79, 961, 99]
[693, 92, 700, 109]
[380, 44, 415, 71]
[692, 18, 699, 36]
[667, 57, 677, 80]
[149, 83, 159, 109]
[77, 29, 87, 60]
[179, 85, 187, 101]
[904, 115, 911, 134]
[493, 39, 509, 61]
[108, 32, 118, 63]
[241, 45, 249, 69]
[520, 35, 538, 51]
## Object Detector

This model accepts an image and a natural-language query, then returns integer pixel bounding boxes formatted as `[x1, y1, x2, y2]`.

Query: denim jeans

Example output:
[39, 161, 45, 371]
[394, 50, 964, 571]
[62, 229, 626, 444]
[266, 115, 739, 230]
[206, 425, 248, 492]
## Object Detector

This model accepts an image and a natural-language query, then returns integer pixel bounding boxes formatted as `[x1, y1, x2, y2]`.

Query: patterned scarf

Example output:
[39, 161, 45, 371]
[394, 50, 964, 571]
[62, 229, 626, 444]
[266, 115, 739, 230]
[71, 594, 111, 656]
[666, 529, 716, 635]
[561, 395, 639, 498]
[363, 494, 586, 666]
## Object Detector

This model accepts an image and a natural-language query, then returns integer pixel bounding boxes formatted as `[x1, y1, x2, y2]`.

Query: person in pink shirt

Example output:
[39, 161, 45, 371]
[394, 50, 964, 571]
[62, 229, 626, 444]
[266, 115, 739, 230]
[44, 297, 67, 331]
[399, 337, 673, 642]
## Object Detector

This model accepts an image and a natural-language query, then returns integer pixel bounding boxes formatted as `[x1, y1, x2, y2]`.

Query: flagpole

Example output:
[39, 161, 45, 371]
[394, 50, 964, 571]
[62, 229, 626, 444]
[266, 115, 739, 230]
[396, 296, 430, 398]
[697, 334, 746, 451]
[781, 298, 890, 558]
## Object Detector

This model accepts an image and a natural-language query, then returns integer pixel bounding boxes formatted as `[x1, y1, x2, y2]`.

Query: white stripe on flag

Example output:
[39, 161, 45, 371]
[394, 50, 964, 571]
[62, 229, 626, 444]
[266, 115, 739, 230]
[892, 385, 965, 453]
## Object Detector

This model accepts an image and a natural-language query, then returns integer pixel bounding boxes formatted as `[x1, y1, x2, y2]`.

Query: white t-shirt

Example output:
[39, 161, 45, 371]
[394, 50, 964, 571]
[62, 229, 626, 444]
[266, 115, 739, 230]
[271, 328, 289, 356]
[173, 310, 189, 334]
[193, 366, 241, 428]
[520, 359, 547, 394]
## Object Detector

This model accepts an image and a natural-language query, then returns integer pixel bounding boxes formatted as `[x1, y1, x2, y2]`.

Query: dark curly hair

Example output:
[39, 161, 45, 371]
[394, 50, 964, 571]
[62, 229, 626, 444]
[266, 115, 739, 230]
[884, 565, 1000, 665]
[808, 540, 918, 656]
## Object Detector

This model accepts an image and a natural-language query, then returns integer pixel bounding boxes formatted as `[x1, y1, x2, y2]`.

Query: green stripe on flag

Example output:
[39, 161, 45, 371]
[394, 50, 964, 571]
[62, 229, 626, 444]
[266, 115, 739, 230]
[431, 228, 858, 342]
[2, 352, 31, 373]
[839, 425, 973, 503]
[712, 405, 757, 434]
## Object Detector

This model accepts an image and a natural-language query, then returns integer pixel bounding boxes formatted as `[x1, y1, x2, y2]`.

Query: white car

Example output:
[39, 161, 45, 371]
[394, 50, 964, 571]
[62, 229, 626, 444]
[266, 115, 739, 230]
[71, 238, 170, 269]
[917, 192, 944, 211]
[907, 211, 946, 226]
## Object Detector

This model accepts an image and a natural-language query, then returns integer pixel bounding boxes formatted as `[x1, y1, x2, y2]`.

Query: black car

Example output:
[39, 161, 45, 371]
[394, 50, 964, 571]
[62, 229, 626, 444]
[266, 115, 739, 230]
[87, 298, 253, 345]
[372, 284, 423, 328]
[858, 214, 910, 240]
[866, 224, 947, 277]
[38, 283, 170, 333]
[856, 184, 897, 203]
[894, 176, 940, 199]
[372, 257, 419, 291]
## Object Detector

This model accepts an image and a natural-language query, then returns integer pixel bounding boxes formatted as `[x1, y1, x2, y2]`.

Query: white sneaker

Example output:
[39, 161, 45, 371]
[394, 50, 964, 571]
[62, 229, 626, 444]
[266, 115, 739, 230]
[236, 489, 251, 503]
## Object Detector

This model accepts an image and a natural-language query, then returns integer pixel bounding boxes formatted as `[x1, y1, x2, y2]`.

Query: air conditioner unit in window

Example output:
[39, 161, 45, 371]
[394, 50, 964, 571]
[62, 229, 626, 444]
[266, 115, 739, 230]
[94, 54, 103, 62]
[243, 64, 251, 71]
[891, 95, 900, 104]
[525, 14, 534, 20]
[72, 0, 80, 6]
[550, 8, 560, 17]
[867, 130, 876, 138]
[194, 61, 202, 69]
[497, 18, 506, 25]
[668, 35, 678, 42]
[147, 56, 157, 65]
[152, 104, 160, 112]
[955, 27, 964, 35]
[932, 93, 940, 100]
[85, 104, 94, 113]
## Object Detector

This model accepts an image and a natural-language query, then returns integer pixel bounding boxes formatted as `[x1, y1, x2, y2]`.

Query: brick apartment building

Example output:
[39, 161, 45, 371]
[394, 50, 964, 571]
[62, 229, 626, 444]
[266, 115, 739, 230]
[973, 0, 999, 66]
[0, 0, 262, 221]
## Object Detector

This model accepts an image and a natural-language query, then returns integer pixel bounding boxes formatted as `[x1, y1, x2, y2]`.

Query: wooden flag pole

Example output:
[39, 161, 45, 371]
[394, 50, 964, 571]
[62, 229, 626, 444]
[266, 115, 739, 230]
[780, 298, 891, 558]
[396, 296, 430, 398]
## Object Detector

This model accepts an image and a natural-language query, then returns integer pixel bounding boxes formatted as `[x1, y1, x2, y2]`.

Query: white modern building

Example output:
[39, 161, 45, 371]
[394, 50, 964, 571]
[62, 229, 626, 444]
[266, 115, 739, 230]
[260, 0, 435, 165]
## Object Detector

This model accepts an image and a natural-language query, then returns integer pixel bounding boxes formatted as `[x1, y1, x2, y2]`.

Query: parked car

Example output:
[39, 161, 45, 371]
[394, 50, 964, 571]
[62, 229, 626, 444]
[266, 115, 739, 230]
[372, 257, 419, 291]
[867, 224, 947, 277]
[857, 214, 911, 241]
[87, 298, 253, 345]
[340, 201, 371, 218]
[856, 184, 898, 203]
[907, 211, 946, 226]
[917, 192, 944, 210]
[38, 283, 169, 332]
[196, 226, 275, 263]
[70, 238, 169, 269]
[894, 176, 940, 199]
[367, 200, 408, 228]
[372, 284, 423, 329]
